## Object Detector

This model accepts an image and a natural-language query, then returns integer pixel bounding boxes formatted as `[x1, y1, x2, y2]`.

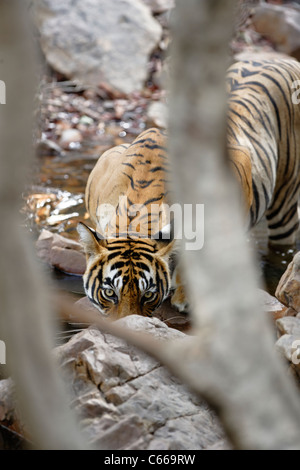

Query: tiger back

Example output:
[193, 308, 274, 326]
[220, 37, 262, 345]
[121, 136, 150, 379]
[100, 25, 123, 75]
[227, 58, 300, 245]
[85, 128, 172, 239]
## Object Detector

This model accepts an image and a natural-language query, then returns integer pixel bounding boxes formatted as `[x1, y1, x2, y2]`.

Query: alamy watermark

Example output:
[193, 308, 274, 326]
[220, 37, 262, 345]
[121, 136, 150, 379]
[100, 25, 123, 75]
[0, 80, 6, 104]
[292, 80, 300, 105]
[96, 197, 204, 251]
[0, 340, 6, 365]
[292, 340, 300, 366]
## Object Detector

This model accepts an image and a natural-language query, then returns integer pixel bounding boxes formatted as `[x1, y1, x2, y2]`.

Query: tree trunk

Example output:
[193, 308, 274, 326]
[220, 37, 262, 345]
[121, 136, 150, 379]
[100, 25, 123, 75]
[166, 0, 300, 450]
[0, 0, 84, 449]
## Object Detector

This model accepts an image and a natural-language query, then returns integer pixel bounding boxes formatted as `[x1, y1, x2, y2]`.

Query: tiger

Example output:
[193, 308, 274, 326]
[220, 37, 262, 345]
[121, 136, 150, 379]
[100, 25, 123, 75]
[78, 58, 300, 318]
[77, 128, 184, 318]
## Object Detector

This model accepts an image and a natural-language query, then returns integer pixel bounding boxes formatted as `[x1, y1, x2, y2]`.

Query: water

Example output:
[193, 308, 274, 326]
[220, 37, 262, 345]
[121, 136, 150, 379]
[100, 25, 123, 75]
[250, 219, 300, 295]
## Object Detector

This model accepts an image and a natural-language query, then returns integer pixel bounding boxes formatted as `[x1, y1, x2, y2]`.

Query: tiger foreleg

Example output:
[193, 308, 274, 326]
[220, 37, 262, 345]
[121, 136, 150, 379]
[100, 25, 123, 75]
[170, 267, 189, 314]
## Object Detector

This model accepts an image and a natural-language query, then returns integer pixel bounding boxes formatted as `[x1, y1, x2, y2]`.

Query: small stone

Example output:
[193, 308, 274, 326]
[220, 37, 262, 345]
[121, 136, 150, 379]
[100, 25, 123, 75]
[79, 116, 94, 126]
[59, 129, 83, 149]
[36, 138, 65, 156]
[36, 229, 86, 275]
[258, 289, 288, 321]
[275, 334, 300, 365]
[49, 246, 86, 275]
[147, 101, 167, 129]
[276, 317, 300, 337]
[275, 252, 300, 313]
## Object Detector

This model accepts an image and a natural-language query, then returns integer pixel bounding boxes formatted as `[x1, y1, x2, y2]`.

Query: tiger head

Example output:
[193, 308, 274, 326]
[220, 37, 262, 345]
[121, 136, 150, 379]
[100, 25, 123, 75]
[77, 222, 175, 318]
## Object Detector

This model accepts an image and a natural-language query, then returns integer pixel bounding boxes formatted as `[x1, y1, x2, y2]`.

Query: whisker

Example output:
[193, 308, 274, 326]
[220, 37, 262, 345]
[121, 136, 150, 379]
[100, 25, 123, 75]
[158, 315, 189, 323]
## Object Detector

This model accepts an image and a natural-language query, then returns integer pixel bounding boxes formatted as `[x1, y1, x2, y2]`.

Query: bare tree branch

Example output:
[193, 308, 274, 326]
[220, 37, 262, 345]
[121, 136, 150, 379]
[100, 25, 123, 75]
[166, 0, 300, 450]
[0, 1, 86, 449]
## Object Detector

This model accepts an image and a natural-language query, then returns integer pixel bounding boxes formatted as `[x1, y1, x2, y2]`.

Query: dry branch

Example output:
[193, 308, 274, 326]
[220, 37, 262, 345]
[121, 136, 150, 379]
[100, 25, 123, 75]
[166, 0, 300, 450]
[0, 1, 85, 450]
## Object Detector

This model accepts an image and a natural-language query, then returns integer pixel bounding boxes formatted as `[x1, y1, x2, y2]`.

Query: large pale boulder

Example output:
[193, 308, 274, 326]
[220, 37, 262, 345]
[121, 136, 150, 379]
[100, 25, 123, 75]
[251, 3, 300, 59]
[0, 316, 228, 449]
[34, 0, 162, 94]
[55, 315, 228, 449]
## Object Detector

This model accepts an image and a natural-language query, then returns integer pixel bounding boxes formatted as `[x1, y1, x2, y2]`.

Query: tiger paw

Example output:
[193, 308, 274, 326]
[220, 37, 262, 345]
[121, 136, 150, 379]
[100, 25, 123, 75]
[170, 286, 190, 314]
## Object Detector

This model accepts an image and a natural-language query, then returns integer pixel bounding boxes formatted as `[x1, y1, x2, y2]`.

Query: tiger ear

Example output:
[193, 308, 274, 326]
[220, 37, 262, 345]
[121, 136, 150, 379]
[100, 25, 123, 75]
[77, 222, 107, 258]
[153, 224, 175, 261]
[155, 239, 175, 261]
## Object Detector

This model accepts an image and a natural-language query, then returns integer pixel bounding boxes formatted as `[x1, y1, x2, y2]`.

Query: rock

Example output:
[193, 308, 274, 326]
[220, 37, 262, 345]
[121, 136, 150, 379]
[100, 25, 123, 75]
[147, 101, 167, 128]
[0, 379, 28, 448]
[251, 3, 300, 59]
[285, 307, 298, 317]
[152, 58, 170, 88]
[36, 229, 86, 275]
[59, 129, 82, 149]
[36, 138, 65, 157]
[275, 334, 300, 363]
[235, 0, 259, 30]
[258, 289, 288, 321]
[233, 50, 293, 64]
[0, 379, 15, 423]
[275, 313, 300, 383]
[276, 316, 300, 337]
[141, 0, 175, 14]
[34, 0, 162, 94]
[275, 252, 300, 313]
[55, 315, 228, 449]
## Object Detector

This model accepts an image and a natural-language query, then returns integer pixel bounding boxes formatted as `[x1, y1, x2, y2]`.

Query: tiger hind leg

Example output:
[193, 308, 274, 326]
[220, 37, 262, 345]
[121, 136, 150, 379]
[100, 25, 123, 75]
[266, 187, 300, 246]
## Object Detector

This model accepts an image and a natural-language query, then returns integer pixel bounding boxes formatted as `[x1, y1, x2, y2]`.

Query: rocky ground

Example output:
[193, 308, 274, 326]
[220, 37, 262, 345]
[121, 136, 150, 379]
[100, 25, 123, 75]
[1, 0, 300, 450]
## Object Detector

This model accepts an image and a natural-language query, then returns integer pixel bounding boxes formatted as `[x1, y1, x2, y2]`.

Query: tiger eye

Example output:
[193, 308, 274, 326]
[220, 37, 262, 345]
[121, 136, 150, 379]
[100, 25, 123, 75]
[144, 291, 154, 299]
[104, 288, 115, 297]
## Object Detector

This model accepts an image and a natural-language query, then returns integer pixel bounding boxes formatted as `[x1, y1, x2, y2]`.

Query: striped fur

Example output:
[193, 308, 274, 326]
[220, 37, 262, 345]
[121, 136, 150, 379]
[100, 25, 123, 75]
[227, 58, 300, 244]
[78, 128, 180, 318]
[85, 128, 172, 239]
[79, 59, 300, 317]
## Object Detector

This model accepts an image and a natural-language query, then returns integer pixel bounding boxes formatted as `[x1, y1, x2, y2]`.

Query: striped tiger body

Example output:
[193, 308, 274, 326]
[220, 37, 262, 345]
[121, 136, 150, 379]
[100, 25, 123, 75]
[78, 128, 182, 318]
[227, 58, 300, 244]
[78, 59, 300, 318]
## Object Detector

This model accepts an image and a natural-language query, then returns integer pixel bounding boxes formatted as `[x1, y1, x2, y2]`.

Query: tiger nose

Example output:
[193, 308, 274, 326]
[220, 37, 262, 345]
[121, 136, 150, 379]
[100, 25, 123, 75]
[117, 299, 141, 318]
